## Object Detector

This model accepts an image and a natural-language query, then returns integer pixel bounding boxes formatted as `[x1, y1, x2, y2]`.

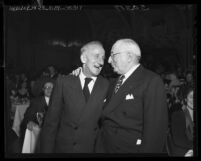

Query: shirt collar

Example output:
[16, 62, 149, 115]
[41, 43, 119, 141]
[123, 63, 140, 81]
[44, 96, 49, 105]
[79, 68, 97, 83]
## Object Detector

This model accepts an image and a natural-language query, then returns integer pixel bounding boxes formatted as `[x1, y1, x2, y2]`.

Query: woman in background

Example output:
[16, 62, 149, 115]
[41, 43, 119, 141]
[168, 85, 194, 156]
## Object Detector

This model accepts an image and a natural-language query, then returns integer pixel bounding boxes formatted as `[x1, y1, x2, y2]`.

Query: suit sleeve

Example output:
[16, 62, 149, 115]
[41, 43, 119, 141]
[40, 76, 64, 153]
[140, 76, 168, 153]
[23, 100, 38, 124]
[20, 99, 39, 138]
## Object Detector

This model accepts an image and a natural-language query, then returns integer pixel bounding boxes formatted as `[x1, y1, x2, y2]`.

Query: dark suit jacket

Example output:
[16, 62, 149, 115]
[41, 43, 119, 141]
[97, 65, 168, 153]
[40, 74, 109, 153]
[168, 108, 193, 156]
[20, 96, 48, 141]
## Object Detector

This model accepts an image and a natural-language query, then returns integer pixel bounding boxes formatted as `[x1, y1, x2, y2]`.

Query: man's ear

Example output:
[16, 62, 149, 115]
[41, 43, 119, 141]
[80, 54, 86, 64]
[127, 52, 133, 63]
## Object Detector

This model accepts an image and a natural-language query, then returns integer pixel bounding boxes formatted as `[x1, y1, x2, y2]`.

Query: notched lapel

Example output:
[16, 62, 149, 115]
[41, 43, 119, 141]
[65, 76, 86, 122]
[78, 76, 106, 123]
[41, 97, 48, 112]
[104, 65, 143, 114]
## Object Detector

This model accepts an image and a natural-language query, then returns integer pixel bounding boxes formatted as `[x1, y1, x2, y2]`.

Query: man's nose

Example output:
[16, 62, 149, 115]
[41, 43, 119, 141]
[99, 58, 104, 65]
[108, 56, 112, 64]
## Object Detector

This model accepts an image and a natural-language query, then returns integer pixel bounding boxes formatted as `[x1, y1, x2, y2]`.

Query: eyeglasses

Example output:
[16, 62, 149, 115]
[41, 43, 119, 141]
[44, 86, 53, 90]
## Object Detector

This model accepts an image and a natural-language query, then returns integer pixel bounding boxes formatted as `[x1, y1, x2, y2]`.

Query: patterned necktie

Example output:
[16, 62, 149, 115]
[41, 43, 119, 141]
[114, 75, 125, 94]
[83, 77, 92, 102]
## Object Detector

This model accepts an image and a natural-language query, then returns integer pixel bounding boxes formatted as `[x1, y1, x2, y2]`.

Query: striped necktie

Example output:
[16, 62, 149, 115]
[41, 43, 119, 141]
[114, 75, 125, 93]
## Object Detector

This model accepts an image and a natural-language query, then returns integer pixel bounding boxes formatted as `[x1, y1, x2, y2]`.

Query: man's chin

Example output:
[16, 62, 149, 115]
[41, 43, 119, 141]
[91, 71, 101, 76]
[112, 68, 118, 73]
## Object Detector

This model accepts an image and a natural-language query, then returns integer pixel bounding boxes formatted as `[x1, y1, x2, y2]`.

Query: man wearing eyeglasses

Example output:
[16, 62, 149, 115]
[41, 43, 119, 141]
[40, 41, 109, 153]
[95, 38, 168, 154]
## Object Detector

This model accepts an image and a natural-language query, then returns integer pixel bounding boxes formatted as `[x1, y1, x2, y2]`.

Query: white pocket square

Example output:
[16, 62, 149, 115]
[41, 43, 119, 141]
[125, 94, 134, 100]
[104, 99, 107, 102]
[136, 139, 142, 145]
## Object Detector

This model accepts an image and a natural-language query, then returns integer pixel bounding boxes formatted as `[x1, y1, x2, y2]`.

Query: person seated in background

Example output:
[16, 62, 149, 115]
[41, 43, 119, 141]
[47, 65, 58, 79]
[20, 79, 54, 151]
[14, 74, 20, 89]
[167, 85, 194, 157]
[185, 71, 194, 87]
[164, 72, 183, 120]
[17, 81, 30, 102]
[168, 85, 183, 114]
[19, 73, 28, 83]
[166, 72, 181, 89]
[176, 66, 185, 78]
[31, 66, 57, 97]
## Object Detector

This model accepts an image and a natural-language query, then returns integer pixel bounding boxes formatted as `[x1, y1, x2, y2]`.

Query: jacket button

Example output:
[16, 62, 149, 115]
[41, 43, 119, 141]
[74, 126, 78, 130]
[73, 142, 77, 146]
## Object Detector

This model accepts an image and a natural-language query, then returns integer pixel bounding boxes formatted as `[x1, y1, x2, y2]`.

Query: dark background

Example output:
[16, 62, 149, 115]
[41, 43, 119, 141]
[4, 4, 196, 77]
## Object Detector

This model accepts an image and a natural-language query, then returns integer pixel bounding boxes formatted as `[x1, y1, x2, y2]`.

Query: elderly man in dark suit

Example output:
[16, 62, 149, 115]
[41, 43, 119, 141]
[96, 38, 168, 154]
[40, 41, 109, 153]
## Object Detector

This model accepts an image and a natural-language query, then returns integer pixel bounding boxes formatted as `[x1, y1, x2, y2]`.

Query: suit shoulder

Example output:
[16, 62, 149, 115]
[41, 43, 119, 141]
[56, 74, 76, 83]
[143, 67, 160, 78]
[142, 67, 163, 84]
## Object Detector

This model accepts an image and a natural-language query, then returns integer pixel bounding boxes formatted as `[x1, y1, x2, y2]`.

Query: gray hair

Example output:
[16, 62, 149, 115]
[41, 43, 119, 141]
[113, 39, 141, 61]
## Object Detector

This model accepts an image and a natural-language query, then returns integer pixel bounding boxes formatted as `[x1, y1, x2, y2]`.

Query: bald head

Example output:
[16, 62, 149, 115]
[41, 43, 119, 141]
[108, 38, 141, 75]
[111, 39, 141, 62]
[80, 41, 104, 56]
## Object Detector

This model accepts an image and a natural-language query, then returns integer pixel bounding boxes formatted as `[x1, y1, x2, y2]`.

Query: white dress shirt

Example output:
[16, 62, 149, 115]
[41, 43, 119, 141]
[187, 107, 193, 121]
[122, 64, 140, 84]
[45, 96, 50, 106]
[79, 69, 97, 94]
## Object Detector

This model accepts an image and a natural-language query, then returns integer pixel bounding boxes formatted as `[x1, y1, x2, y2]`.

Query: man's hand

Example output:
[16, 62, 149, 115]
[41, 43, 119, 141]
[70, 67, 82, 76]
[27, 121, 38, 131]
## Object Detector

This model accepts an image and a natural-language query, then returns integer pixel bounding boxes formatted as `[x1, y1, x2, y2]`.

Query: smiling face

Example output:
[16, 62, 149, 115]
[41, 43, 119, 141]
[81, 43, 105, 77]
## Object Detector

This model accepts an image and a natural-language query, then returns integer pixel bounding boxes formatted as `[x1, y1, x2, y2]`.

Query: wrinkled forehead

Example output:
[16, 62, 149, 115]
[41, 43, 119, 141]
[111, 41, 127, 53]
[111, 40, 141, 57]
[86, 44, 105, 55]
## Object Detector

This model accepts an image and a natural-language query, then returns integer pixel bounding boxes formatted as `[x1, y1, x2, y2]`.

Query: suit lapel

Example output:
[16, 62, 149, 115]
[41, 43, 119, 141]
[42, 96, 48, 112]
[104, 65, 144, 114]
[73, 76, 86, 106]
[37, 96, 47, 113]
[65, 76, 86, 123]
[78, 76, 104, 123]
